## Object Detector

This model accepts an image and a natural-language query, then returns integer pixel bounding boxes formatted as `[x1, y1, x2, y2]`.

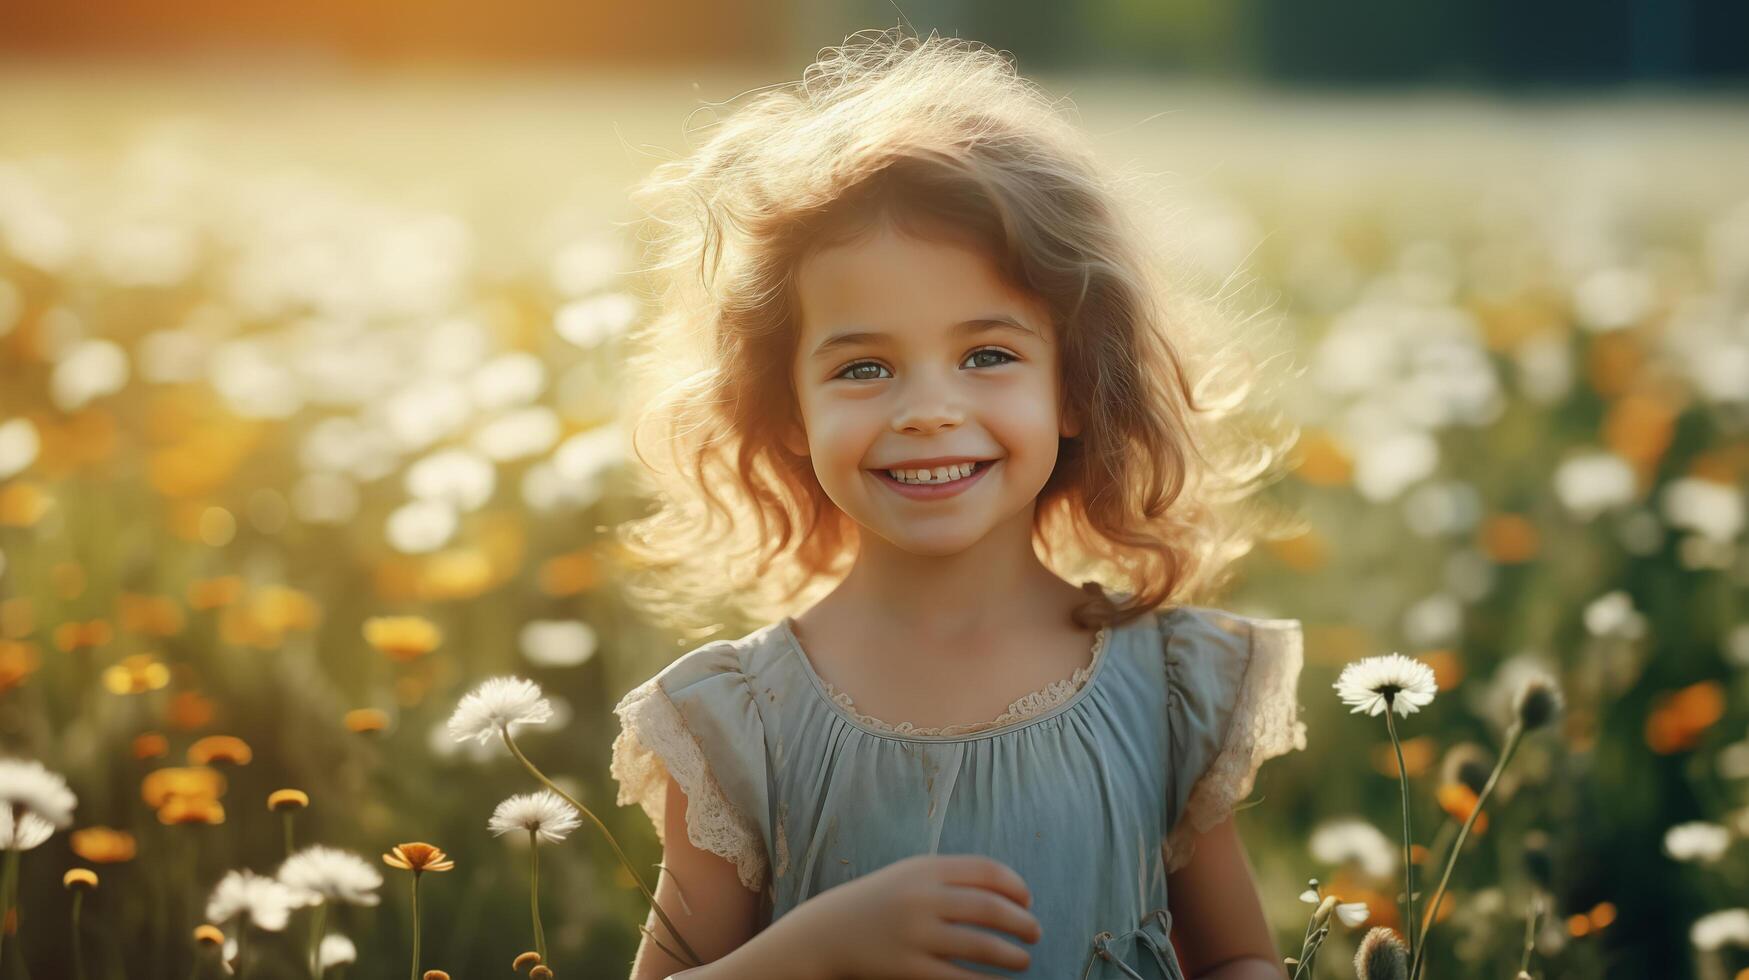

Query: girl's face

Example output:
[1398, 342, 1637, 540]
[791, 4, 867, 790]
[785, 222, 1079, 557]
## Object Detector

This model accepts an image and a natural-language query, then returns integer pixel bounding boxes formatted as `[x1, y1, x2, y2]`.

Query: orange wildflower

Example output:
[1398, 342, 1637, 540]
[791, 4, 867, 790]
[384, 842, 456, 874]
[71, 827, 137, 864]
[166, 690, 216, 730]
[363, 616, 441, 663]
[1436, 783, 1490, 835]
[1479, 514, 1540, 564]
[53, 619, 113, 653]
[142, 766, 226, 809]
[267, 789, 309, 812]
[0, 641, 41, 692]
[63, 868, 99, 890]
[344, 708, 390, 734]
[158, 797, 225, 825]
[117, 593, 186, 637]
[1644, 681, 1725, 754]
[132, 732, 170, 760]
[187, 735, 252, 766]
[102, 654, 171, 694]
[186, 576, 244, 611]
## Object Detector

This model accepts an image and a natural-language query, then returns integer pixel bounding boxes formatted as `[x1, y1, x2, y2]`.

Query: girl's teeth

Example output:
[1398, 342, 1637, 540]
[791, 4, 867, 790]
[888, 462, 978, 484]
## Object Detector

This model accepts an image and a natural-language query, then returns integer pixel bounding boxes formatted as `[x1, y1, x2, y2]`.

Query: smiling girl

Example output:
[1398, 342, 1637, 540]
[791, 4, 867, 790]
[608, 27, 1306, 980]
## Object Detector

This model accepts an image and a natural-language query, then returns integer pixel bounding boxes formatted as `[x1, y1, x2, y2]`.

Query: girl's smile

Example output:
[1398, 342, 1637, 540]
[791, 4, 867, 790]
[869, 458, 998, 500]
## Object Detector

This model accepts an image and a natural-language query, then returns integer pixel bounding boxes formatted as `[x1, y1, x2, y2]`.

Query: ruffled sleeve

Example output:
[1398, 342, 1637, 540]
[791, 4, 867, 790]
[1162, 606, 1307, 874]
[610, 641, 772, 893]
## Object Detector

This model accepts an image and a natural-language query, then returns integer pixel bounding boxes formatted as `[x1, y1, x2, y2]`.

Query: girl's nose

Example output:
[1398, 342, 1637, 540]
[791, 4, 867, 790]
[892, 403, 963, 434]
[891, 373, 966, 433]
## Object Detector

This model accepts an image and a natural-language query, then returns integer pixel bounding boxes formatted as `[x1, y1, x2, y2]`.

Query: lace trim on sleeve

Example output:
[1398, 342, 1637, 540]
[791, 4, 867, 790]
[816, 624, 1110, 737]
[1164, 617, 1307, 874]
[610, 677, 769, 893]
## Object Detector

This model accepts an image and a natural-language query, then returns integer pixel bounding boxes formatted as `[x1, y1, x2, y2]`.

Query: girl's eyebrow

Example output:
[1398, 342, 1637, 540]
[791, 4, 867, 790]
[808, 315, 1041, 361]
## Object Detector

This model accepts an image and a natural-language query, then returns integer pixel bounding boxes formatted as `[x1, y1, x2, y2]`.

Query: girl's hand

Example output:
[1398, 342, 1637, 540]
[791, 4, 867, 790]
[763, 854, 1043, 979]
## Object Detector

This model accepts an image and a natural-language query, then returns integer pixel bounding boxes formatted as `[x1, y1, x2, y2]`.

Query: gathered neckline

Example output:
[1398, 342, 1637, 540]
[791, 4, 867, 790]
[775, 612, 1116, 742]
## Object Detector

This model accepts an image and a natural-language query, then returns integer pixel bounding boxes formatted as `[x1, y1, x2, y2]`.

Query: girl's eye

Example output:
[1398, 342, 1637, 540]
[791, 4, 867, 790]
[832, 348, 1017, 381]
[838, 361, 891, 381]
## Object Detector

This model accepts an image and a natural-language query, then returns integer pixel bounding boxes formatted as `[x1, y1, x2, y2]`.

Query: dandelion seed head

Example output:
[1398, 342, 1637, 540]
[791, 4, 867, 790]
[1665, 821, 1733, 864]
[1309, 817, 1397, 879]
[488, 789, 581, 844]
[447, 676, 553, 745]
[0, 806, 54, 850]
[1334, 654, 1438, 718]
[1690, 908, 1749, 952]
[277, 845, 383, 907]
[319, 933, 358, 968]
[0, 757, 77, 827]
[206, 869, 297, 932]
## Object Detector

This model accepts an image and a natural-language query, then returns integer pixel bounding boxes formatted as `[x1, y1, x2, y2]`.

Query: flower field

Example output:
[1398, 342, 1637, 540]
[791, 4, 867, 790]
[0, 67, 1746, 978]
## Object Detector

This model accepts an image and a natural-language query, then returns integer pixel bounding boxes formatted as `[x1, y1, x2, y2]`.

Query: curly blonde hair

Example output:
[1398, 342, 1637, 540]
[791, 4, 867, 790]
[613, 27, 1301, 634]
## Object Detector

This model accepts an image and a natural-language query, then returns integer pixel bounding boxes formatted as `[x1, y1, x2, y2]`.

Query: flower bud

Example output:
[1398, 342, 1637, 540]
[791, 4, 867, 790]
[1514, 674, 1564, 731]
[1353, 926, 1409, 980]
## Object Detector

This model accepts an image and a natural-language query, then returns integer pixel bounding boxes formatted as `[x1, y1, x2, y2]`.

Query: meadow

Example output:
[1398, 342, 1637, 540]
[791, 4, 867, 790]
[0, 66, 1745, 978]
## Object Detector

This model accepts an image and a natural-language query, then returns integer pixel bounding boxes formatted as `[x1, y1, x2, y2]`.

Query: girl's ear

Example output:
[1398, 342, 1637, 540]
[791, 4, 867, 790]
[1059, 399, 1081, 440]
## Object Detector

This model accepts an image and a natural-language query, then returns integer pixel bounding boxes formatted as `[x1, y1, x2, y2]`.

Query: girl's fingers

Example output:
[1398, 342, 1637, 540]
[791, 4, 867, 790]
[925, 922, 1035, 973]
[938, 885, 1043, 944]
[933, 855, 1034, 910]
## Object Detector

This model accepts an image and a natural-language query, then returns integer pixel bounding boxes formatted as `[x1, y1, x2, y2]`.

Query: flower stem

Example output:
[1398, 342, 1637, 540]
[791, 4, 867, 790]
[283, 812, 296, 860]
[1409, 721, 1524, 980]
[529, 830, 548, 966]
[1520, 893, 1539, 973]
[1383, 701, 1418, 962]
[71, 891, 86, 980]
[237, 923, 249, 980]
[0, 841, 16, 969]
[498, 726, 702, 967]
[409, 872, 421, 980]
[308, 903, 327, 980]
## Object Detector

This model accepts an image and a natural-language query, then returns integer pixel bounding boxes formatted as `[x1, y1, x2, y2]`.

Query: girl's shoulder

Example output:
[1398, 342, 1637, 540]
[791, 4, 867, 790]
[1153, 603, 1309, 873]
[609, 622, 789, 894]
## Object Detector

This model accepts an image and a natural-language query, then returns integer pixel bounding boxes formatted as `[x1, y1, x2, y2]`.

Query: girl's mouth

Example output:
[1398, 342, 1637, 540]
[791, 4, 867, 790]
[869, 460, 996, 500]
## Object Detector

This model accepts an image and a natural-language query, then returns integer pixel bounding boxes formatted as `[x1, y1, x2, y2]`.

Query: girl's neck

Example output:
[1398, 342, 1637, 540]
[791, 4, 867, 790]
[829, 506, 1077, 642]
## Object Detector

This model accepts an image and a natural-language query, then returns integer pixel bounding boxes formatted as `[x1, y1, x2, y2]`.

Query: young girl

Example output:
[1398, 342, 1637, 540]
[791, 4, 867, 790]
[607, 28, 1307, 980]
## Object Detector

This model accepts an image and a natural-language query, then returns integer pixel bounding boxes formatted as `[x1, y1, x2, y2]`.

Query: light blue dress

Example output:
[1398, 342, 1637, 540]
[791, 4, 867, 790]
[611, 590, 1307, 978]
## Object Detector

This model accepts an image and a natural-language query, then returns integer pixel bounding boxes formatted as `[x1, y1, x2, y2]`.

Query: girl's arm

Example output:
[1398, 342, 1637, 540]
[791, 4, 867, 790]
[628, 772, 770, 980]
[1166, 814, 1289, 980]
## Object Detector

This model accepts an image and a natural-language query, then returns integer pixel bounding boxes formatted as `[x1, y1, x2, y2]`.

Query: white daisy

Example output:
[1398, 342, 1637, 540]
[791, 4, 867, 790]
[447, 676, 553, 745]
[1309, 817, 1398, 879]
[0, 757, 78, 827]
[319, 933, 358, 968]
[1334, 654, 1438, 717]
[277, 845, 383, 907]
[206, 869, 297, 931]
[1691, 908, 1749, 952]
[0, 806, 53, 851]
[1665, 821, 1733, 864]
[488, 789, 581, 844]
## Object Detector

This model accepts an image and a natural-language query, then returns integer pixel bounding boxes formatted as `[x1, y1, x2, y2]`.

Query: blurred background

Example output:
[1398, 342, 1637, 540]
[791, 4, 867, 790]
[0, 2, 1745, 978]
